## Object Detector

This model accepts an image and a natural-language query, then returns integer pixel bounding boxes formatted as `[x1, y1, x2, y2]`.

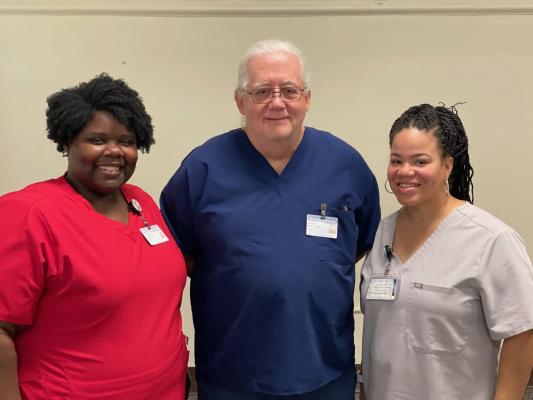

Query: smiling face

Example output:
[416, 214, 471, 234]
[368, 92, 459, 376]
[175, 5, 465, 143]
[387, 127, 453, 208]
[65, 111, 138, 202]
[235, 51, 310, 149]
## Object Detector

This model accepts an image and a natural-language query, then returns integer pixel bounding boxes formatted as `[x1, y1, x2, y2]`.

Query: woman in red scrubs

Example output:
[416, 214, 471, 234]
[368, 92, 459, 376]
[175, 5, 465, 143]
[0, 74, 188, 399]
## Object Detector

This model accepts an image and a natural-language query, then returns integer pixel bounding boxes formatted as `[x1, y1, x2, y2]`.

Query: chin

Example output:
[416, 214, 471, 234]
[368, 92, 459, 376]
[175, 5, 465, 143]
[95, 179, 127, 193]
[273, 125, 301, 138]
[260, 131, 289, 142]
[395, 195, 420, 208]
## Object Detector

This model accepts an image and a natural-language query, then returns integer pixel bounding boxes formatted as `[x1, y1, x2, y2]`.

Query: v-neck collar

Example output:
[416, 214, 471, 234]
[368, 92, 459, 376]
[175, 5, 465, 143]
[234, 127, 311, 182]
[58, 175, 139, 238]
[384, 202, 469, 268]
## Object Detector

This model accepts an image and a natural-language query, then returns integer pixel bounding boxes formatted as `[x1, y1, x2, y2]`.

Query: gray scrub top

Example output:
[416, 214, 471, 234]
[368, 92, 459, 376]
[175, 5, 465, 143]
[361, 202, 533, 400]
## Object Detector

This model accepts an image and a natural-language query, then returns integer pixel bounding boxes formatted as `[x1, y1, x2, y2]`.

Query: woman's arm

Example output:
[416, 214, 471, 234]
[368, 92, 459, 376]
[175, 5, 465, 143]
[359, 382, 366, 400]
[0, 321, 21, 400]
[357, 365, 366, 400]
[494, 329, 533, 400]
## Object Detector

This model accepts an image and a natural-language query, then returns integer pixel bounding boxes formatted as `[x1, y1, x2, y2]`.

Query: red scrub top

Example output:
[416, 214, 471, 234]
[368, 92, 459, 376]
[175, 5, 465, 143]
[0, 176, 188, 399]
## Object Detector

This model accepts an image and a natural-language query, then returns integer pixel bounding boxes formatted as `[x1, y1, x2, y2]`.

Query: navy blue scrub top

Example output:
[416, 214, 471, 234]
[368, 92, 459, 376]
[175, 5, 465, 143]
[161, 127, 380, 395]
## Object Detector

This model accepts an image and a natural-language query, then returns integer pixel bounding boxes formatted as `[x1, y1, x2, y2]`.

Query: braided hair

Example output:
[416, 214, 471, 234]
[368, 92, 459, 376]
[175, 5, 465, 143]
[46, 73, 155, 153]
[389, 103, 474, 203]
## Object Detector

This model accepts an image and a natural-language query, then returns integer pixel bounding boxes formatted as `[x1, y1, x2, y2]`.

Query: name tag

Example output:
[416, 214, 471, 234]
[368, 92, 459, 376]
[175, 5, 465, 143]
[306, 214, 338, 239]
[140, 225, 169, 246]
[366, 277, 398, 301]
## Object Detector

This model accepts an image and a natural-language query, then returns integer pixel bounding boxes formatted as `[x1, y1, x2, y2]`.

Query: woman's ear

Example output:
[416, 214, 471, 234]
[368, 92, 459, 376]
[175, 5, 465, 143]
[445, 155, 454, 176]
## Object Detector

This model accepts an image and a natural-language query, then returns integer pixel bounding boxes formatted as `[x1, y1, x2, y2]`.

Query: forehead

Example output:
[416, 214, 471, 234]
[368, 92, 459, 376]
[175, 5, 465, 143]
[78, 111, 131, 135]
[391, 127, 441, 154]
[246, 51, 303, 86]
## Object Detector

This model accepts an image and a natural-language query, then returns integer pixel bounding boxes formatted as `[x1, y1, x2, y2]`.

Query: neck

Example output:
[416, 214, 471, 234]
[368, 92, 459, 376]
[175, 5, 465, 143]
[244, 126, 305, 174]
[65, 175, 127, 220]
[400, 195, 463, 226]
[88, 192, 127, 216]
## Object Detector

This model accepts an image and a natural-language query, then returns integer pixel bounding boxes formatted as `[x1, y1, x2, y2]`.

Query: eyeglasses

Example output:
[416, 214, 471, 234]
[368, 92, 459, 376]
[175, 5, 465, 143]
[244, 86, 307, 104]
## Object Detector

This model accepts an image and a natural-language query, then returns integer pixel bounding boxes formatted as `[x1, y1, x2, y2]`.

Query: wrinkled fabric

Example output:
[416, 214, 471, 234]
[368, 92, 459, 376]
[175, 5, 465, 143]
[361, 203, 533, 400]
[161, 127, 380, 394]
[0, 177, 188, 399]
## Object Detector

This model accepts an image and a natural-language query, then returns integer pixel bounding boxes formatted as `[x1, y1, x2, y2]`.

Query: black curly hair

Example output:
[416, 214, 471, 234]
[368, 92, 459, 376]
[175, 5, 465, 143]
[46, 73, 155, 153]
[389, 103, 474, 203]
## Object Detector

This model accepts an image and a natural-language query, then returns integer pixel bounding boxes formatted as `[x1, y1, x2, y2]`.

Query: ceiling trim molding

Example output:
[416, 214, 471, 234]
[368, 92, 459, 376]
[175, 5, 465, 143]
[2, 1, 533, 17]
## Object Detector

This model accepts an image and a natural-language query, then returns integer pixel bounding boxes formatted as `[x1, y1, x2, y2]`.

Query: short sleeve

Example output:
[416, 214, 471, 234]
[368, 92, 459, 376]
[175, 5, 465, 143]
[0, 196, 50, 325]
[478, 229, 533, 340]
[355, 172, 381, 258]
[160, 154, 207, 257]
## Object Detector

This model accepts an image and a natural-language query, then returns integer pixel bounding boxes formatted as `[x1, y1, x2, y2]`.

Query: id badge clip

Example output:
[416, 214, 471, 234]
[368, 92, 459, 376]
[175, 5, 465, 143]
[129, 198, 170, 246]
[366, 244, 399, 301]
[306, 203, 338, 239]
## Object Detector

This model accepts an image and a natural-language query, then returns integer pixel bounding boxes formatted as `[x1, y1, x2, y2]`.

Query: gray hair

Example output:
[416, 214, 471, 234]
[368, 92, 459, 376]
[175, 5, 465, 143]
[236, 39, 311, 92]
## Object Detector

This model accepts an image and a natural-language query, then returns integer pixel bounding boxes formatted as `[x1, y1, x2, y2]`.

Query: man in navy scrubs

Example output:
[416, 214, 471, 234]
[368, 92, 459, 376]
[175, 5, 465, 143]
[161, 39, 380, 400]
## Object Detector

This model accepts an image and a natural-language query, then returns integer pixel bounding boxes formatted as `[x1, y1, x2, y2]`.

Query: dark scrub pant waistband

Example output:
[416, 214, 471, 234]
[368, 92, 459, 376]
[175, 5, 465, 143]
[197, 366, 356, 400]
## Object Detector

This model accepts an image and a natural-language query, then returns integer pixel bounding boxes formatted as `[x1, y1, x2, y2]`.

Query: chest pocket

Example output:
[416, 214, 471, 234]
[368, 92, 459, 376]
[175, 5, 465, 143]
[317, 208, 358, 265]
[405, 282, 480, 354]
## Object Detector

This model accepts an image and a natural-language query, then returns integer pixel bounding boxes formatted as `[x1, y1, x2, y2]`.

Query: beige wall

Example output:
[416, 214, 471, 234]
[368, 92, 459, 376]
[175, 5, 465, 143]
[1, 0, 532, 365]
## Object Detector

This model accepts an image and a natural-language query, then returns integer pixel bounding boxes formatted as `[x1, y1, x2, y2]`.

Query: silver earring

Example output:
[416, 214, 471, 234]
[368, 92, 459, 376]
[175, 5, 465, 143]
[384, 179, 393, 194]
[445, 178, 450, 195]
[62, 151, 68, 158]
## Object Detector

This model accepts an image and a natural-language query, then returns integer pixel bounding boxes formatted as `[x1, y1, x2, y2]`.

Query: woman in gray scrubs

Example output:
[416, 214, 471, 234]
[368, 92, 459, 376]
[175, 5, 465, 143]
[360, 104, 533, 400]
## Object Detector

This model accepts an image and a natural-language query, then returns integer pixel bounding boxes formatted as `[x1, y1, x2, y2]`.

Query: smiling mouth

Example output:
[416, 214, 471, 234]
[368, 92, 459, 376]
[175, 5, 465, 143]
[97, 165, 122, 175]
[398, 183, 419, 188]
[265, 116, 288, 120]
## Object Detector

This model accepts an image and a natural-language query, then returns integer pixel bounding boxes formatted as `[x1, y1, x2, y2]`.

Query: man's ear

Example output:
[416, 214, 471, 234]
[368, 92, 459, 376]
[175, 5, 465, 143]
[235, 90, 246, 115]
[303, 89, 311, 112]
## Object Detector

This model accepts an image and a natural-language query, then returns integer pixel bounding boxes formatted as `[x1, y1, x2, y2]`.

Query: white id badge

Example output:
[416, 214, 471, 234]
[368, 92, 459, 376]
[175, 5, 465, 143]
[140, 225, 169, 246]
[306, 214, 338, 239]
[366, 276, 399, 301]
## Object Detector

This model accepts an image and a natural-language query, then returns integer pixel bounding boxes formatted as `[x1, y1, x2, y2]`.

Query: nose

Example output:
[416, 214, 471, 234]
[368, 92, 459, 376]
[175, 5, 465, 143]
[268, 91, 286, 108]
[104, 141, 123, 156]
[397, 164, 415, 176]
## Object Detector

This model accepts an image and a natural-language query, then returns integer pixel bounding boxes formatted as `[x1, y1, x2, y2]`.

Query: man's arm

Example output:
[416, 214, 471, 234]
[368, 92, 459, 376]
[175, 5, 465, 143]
[494, 329, 533, 400]
[0, 321, 21, 400]
[355, 250, 369, 264]
[183, 254, 194, 276]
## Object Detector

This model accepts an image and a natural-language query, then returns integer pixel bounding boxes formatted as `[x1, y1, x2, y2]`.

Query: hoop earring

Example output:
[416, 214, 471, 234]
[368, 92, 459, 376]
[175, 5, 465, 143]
[445, 177, 450, 195]
[384, 179, 394, 194]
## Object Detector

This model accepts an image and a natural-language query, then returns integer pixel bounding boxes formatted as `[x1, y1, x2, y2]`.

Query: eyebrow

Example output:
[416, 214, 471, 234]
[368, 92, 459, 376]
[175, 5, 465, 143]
[251, 80, 300, 87]
[390, 152, 431, 158]
[84, 130, 135, 137]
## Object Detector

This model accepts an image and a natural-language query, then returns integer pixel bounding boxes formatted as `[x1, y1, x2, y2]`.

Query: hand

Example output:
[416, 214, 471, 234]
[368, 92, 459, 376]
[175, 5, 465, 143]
[0, 322, 22, 400]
